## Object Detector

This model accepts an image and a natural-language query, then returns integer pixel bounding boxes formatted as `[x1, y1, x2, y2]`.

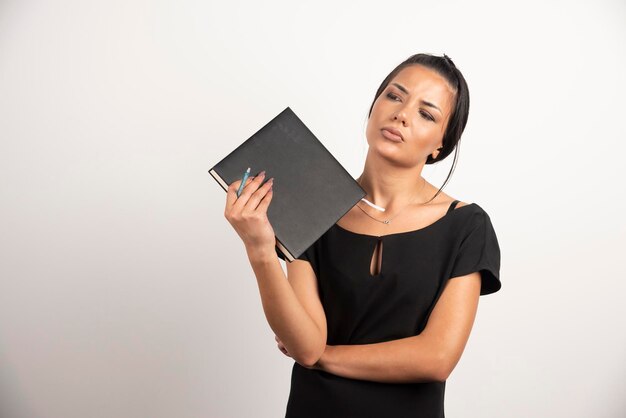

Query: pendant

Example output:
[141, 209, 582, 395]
[383, 220, 390, 224]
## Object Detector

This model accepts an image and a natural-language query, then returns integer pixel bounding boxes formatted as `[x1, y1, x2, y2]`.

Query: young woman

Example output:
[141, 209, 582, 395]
[224, 53, 501, 418]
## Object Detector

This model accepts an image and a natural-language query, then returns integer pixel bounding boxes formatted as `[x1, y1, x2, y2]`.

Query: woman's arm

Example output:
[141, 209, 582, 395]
[224, 174, 326, 368]
[249, 247, 326, 368]
[313, 271, 482, 384]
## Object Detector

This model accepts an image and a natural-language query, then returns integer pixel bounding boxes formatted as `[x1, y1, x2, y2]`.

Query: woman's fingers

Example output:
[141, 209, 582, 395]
[225, 168, 274, 207]
[241, 176, 273, 214]
[226, 172, 273, 213]
[223, 170, 276, 249]
[227, 173, 261, 206]
[225, 175, 256, 211]
[254, 178, 273, 213]
[275, 335, 291, 357]
[235, 173, 266, 209]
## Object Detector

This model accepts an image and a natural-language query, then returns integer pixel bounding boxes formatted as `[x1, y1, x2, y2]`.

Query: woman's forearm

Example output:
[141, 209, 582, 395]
[247, 246, 325, 367]
[317, 335, 446, 384]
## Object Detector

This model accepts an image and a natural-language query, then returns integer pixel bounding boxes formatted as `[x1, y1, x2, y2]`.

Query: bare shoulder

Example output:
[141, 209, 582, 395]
[430, 190, 470, 210]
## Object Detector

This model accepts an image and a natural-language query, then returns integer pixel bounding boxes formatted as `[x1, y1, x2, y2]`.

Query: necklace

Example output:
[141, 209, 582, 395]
[356, 177, 427, 224]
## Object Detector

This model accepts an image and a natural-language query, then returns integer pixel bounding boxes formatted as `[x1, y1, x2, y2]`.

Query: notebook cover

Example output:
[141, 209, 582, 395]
[209, 106, 366, 261]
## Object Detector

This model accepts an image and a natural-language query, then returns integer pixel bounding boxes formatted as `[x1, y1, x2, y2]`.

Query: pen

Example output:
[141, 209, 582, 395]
[236, 167, 251, 197]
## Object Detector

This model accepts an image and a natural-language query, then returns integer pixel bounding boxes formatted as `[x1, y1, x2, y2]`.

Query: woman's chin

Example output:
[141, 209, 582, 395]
[369, 141, 407, 162]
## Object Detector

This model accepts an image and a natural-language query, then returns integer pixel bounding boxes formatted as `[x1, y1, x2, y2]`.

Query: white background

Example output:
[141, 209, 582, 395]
[1, 1, 625, 417]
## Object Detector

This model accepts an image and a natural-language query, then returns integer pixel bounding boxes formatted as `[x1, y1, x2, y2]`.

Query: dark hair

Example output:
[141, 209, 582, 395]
[367, 53, 470, 203]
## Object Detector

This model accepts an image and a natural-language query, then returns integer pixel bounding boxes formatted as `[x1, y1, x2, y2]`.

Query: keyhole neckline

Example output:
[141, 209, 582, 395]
[369, 239, 384, 277]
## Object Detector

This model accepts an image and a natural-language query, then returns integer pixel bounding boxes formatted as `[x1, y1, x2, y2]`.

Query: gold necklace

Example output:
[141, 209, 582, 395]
[356, 178, 427, 224]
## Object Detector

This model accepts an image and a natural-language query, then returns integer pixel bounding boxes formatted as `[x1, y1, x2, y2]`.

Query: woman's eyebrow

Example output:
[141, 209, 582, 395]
[391, 82, 442, 115]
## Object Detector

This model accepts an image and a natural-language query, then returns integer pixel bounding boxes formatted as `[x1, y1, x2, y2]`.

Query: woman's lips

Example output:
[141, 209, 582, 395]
[381, 128, 403, 142]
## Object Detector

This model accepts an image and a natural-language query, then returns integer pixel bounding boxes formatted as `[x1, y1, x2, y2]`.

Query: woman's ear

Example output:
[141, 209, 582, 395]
[432, 146, 444, 159]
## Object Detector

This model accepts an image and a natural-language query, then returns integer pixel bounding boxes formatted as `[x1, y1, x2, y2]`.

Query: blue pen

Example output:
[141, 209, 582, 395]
[236, 167, 251, 197]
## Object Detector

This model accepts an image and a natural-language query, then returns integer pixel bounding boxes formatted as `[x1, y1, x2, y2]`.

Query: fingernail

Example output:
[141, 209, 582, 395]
[259, 170, 266, 177]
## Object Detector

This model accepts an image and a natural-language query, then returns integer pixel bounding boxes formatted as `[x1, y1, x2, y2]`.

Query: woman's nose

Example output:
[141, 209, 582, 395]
[392, 102, 409, 124]
[393, 112, 407, 125]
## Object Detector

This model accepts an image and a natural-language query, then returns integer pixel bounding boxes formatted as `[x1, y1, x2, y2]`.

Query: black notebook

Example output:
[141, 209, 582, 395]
[209, 107, 366, 262]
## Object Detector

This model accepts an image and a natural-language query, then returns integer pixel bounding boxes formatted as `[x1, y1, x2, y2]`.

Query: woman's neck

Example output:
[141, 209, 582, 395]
[356, 172, 428, 212]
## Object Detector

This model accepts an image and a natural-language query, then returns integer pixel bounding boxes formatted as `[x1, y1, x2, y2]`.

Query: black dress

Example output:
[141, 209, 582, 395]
[276, 200, 501, 418]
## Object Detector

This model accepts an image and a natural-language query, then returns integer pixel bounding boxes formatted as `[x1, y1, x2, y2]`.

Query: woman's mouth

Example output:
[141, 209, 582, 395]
[381, 128, 403, 142]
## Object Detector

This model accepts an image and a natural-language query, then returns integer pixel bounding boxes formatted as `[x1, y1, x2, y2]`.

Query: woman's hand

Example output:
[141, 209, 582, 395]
[224, 171, 276, 252]
[275, 335, 328, 371]
[275, 334, 292, 358]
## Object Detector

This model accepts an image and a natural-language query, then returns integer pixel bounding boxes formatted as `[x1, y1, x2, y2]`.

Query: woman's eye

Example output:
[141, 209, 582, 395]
[420, 111, 434, 121]
[387, 92, 434, 122]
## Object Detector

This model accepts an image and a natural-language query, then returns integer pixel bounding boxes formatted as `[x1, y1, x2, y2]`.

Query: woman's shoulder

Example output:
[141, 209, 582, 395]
[452, 200, 490, 217]
[448, 199, 495, 234]
[436, 190, 485, 213]
[439, 194, 492, 226]
[431, 191, 470, 211]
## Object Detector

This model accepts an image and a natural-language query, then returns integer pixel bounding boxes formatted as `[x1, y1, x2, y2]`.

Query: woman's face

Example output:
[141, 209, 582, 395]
[366, 64, 456, 166]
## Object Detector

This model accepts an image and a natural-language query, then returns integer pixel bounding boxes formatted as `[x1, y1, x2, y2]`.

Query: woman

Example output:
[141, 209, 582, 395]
[224, 53, 501, 418]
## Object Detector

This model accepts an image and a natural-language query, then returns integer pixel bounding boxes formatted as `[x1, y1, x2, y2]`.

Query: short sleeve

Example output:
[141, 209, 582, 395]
[449, 210, 501, 296]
